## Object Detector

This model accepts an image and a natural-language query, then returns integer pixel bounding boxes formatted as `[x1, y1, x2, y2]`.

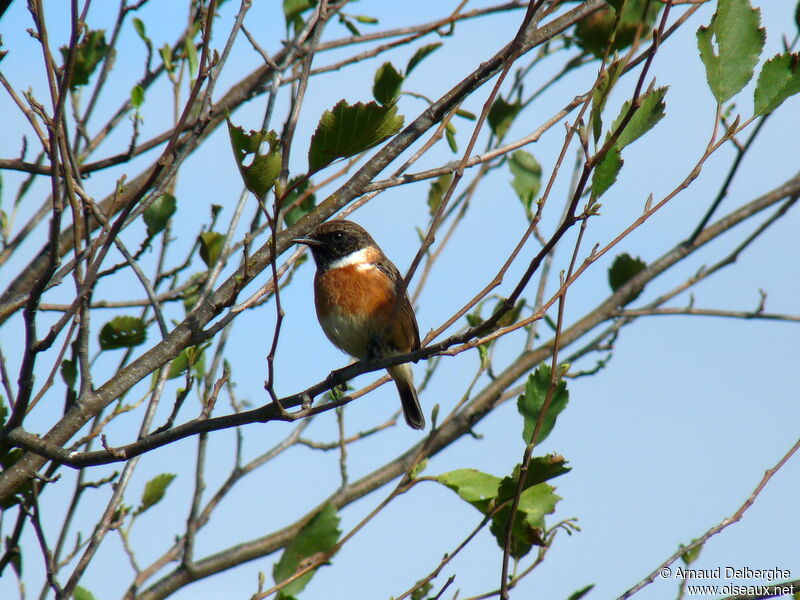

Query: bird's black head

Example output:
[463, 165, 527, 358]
[293, 220, 378, 270]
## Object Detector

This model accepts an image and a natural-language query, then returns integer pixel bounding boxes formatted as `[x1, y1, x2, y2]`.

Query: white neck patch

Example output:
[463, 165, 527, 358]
[328, 247, 374, 271]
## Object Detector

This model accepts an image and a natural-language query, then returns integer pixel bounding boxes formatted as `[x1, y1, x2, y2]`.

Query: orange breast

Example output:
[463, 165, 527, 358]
[314, 265, 416, 360]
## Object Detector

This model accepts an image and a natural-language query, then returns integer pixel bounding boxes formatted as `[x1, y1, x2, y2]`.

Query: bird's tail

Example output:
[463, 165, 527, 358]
[388, 363, 425, 430]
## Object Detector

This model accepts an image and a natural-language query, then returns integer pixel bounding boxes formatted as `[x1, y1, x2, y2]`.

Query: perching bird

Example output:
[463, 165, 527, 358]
[293, 220, 425, 429]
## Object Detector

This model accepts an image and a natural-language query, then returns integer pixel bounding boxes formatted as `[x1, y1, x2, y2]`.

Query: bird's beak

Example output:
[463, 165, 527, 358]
[292, 237, 321, 247]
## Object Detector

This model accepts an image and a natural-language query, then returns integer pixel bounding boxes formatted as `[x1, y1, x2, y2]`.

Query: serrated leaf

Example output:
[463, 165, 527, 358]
[60, 30, 111, 90]
[489, 482, 560, 559]
[199, 231, 225, 267]
[130, 84, 145, 108]
[143, 193, 176, 236]
[496, 456, 571, 502]
[137, 473, 176, 514]
[591, 146, 622, 199]
[427, 173, 453, 217]
[608, 252, 646, 303]
[508, 150, 541, 217]
[283, 177, 316, 227]
[373, 61, 404, 106]
[308, 100, 403, 173]
[610, 86, 668, 150]
[591, 59, 625, 143]
[517, 365, 569, 446]
[273, 504, 341, 596]
[406, 42, 442, 75]
[247, 153, 283, 198]
[99, 316, 147, 350]
[696, 0, 765, 104]
[575, 1, 661, 58]
[754, 52, 800, 115]
[74, 586, 98, 600]
[487, 97, 520, 139]
[434, 469, 501, 513]
[227, 120, 282, 198]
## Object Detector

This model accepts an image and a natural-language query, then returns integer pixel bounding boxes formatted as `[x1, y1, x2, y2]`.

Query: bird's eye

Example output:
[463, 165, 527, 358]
[333, 232, 344, 241]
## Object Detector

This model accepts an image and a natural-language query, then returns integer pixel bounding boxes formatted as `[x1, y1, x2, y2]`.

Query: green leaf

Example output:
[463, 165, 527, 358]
[143, 193, 177, 236]
[575, 1, 661, 58]
[489, 482, 560, 559]
[354, 15, 378, 24]
[308, 100, 403, 173]
[373, 61, 404, 106]
[487, 97, 521, 139]
[183, 37, 198, 79]
[445, 122, 458, 153]
[283, 0, 315, 23]
[199, 231, 225, 267]
[60, 359, 77, 389]
[60, 30, 111, 90]
[796, 0, 800, 31]
[496, 456, 571, 502]
[591, 146, 622, 199]
[159, 44, 174, 73]
[283, 177, 316, 227]
[181, 273, 205, 313]
[340, 16, 361, 37]
[681, 541, 703, 565]
[132, 17, 150, 47]
[137, 473, 176, 514]
[591, 59, 625, 143]
[226, 120, 282, 198]
[99, 316, 147, 350]
[406, 42, 442, 75]
[273, 504, 341, 596]
[74, 586, 98, 600]
[754, 52, 800, 115]
[130, 84, 145, 108]
[610, 86, 668, 150]
[427, 173, 453, 217]
[608, 252, 646, 303]
[696, 0, 765, 104]
[508, 150, 542, 217]
[0, 397, 7, 429]
[434, 469, 501, 513]
[0, 450, 35, 510]
[567, 584, 595, 600]
[167, 345, 207, 380]
[517, 364, 569, 446]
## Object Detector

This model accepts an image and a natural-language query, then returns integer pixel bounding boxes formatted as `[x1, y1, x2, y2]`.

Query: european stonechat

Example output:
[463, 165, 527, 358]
[293, 220, 425, 430]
